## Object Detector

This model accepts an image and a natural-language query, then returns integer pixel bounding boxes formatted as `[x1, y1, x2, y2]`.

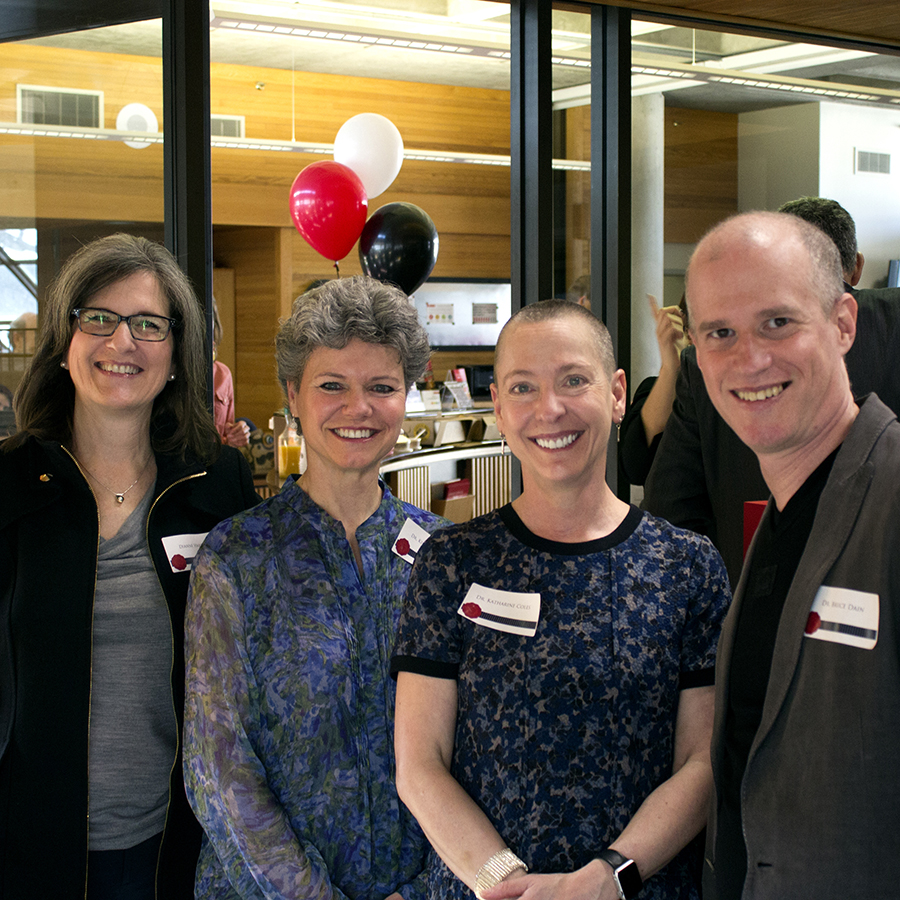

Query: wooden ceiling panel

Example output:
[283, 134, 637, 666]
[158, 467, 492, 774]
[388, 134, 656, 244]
[602, 0, 900, 50]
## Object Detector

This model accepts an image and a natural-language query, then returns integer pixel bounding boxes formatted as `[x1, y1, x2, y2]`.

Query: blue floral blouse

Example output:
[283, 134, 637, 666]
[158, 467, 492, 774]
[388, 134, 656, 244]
[184, 477, 447, 900]
[391, 504, 731, 900]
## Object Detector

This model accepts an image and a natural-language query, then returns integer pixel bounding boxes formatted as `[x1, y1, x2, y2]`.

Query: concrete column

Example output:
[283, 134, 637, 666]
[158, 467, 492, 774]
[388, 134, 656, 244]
[630, 92, 665, 387]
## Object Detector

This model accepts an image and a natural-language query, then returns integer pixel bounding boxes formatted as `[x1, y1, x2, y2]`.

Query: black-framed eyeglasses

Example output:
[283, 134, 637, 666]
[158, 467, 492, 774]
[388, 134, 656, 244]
[72, 307, 178, 342]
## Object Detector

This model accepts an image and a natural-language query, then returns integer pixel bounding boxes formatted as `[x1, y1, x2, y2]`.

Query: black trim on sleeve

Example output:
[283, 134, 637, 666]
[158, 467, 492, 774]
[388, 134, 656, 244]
[390, 655, 459, 681]
[680, 666, 715, 690]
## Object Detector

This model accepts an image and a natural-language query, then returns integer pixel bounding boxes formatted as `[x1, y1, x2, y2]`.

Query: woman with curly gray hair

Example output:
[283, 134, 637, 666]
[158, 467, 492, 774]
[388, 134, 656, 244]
[184, 275, 448, 900]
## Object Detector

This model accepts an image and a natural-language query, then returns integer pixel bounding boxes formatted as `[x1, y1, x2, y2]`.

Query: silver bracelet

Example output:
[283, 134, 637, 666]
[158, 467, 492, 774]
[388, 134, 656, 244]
[474, 849, 528, 900]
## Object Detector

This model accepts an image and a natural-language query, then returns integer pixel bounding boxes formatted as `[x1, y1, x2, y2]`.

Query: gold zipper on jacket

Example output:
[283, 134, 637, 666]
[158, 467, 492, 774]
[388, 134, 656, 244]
[60, 445, 101, 900]
[146, 470, 206, 897]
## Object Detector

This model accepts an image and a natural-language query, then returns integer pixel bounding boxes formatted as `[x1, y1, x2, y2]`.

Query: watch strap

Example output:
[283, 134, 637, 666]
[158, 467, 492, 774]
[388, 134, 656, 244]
[597, 848, 642, 900]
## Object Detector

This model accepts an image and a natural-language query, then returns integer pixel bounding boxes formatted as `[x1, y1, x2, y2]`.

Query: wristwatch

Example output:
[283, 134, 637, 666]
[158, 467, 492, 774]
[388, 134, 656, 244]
[597, 848, 642, 900]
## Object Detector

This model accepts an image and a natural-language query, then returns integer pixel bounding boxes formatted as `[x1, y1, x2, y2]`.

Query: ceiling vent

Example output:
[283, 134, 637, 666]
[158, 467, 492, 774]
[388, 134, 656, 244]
[211, 115, 245, 138]
[855, 149, 891, 175]
[17, 84, 102, 128]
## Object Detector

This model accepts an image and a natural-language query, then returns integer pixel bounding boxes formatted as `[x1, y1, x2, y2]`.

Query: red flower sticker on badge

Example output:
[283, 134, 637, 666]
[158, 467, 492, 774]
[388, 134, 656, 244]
[805, 612, 821, 634]
[462, 602, 482, 619]
[395, 538, 410, 556]
[171, 554, 187, 571]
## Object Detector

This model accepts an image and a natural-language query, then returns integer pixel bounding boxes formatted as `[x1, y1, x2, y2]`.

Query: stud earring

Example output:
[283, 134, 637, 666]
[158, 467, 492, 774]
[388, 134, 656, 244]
[168, 374, 176, 381]
[60, 361, 68, 370]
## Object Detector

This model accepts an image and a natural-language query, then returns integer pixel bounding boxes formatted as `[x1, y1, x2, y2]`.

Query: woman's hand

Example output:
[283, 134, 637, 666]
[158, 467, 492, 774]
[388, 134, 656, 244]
[649, 294, 687, 377]
[638, 295, 688, 446]
[482, 860, 618, 900]
[223, 420, 250, 448]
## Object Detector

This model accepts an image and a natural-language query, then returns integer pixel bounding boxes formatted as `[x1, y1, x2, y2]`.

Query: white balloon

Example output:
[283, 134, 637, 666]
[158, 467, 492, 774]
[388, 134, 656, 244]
[334, 113, 404, 199]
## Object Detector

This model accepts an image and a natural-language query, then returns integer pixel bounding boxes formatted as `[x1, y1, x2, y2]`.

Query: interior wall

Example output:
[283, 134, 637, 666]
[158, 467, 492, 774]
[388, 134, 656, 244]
[738, 101, 900, 287]
[565, 104, 591, 289]
[818, 102, 900, 287]
[211, 227, 293, 430]
[665, 105, 739, 244]
[658, 105, 739, 312]
[738, 103, 820, 213]
[632, 92, 665, 386]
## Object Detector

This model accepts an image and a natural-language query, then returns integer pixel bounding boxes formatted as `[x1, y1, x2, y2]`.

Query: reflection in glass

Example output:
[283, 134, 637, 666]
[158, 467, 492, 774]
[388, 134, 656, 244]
[0, 21, 164, 398]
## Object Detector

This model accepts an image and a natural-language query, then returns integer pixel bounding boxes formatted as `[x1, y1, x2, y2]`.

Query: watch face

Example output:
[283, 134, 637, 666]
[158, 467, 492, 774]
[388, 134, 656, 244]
[615, 860, 642, 898]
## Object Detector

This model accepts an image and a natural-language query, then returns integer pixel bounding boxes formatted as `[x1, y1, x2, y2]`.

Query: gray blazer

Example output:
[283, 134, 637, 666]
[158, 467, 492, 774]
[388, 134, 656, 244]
[704, 395, 900, 900]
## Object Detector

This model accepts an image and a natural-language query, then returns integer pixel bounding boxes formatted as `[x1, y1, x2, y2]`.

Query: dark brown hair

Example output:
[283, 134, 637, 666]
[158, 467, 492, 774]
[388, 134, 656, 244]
[6, 233, 220, 461]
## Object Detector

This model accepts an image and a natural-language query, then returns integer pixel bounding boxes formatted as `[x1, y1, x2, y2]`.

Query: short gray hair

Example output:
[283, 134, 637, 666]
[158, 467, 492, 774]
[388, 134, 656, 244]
[276, 275, 431, 393]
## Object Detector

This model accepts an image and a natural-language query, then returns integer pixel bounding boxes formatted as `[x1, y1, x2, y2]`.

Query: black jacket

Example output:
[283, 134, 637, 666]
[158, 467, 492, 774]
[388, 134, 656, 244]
[0, 436, 259, 899]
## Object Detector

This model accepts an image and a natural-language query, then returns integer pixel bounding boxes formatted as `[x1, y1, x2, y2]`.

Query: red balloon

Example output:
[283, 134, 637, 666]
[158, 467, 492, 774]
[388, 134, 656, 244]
[289, 161, 368, 262]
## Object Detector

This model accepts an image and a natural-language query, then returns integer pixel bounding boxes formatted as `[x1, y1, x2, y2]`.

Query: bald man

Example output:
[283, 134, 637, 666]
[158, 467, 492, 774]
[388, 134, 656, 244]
[644, 198, 900, 587]
[686, 212, 900, 900]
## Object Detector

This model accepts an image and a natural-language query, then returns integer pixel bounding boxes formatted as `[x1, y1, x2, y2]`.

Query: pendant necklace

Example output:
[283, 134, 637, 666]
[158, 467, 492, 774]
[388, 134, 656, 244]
[78, 456, 152, 504]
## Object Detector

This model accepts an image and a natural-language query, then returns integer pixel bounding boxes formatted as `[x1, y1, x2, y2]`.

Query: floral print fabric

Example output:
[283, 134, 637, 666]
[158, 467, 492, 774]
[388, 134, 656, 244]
[184, 477, 447, 900]
[391, 504, 731, 900]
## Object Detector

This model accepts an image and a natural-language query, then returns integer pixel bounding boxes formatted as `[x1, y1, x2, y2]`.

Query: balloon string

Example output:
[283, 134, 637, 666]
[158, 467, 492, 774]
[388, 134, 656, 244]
[333, 260, 340, 278]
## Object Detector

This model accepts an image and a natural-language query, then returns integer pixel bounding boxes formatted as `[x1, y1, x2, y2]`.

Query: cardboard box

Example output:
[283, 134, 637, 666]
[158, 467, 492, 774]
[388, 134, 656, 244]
[432, 494, 475, 524]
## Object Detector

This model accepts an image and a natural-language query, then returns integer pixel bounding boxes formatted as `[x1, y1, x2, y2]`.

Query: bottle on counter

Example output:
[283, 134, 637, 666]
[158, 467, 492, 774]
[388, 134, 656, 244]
[277, 421, 306, 477]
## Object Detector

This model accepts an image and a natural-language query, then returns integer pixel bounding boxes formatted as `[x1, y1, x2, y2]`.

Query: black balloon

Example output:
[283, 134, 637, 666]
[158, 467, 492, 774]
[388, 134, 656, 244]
[358, 202, 439, 295]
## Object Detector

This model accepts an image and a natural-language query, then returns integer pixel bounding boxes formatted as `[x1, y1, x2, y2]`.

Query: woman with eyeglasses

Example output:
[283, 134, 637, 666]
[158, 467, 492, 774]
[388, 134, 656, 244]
[0, 233, 259, 900]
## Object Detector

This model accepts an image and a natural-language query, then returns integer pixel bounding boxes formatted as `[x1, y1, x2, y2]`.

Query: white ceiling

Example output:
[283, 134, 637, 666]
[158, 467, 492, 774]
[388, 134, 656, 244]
[21, 0, 900, 112]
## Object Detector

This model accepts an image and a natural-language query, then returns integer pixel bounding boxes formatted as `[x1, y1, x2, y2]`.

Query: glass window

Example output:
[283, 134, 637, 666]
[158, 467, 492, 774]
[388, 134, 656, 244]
[631, 18, 900, 353]
[0, 20, 164, 395]
[207, 0, 513, 429]
[551, 8, 591, 306]
[626, 16, 900, 502]
[0, 227, 37, 352]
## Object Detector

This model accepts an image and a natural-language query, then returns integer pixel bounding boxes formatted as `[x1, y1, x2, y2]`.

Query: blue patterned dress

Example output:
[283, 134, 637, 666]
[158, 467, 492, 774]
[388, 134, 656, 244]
[391, 504, 731, 900]
[184, 477, 447, 900]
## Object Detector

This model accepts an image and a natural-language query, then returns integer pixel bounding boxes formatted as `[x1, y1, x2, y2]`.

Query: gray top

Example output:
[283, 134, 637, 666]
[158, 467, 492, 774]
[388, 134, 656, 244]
[88, 480, 176, 850]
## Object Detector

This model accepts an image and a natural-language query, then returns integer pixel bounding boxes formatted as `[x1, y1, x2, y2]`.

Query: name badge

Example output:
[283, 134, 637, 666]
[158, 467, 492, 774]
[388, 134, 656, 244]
[458, 583, 541, 637]
[392, 518, 432, 564]
[161, 532, 209, 573]
[804, 585, 879, 650]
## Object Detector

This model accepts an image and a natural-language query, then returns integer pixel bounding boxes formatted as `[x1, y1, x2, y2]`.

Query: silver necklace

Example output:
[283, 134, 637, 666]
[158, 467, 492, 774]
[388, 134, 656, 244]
[78, 456, 152, 504]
